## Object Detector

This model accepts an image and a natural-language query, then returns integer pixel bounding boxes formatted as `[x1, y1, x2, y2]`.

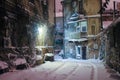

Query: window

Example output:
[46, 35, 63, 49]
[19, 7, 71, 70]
[81, 21, 87, 32]
[41, 0, 48, 20]
[29, 0, 34, 4]
[76, 27, 81, 32]
[81, 26, 87, 32]
[79, 0, 83, 14]
[91, 25, 95, 35]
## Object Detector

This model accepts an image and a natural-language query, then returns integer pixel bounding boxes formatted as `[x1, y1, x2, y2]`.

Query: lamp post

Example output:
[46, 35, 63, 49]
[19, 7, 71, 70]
[99, 0, 110, 30]
[60, 0, 66, 59]
[113, 1, 116, 20]
[100, 0, 103, 30]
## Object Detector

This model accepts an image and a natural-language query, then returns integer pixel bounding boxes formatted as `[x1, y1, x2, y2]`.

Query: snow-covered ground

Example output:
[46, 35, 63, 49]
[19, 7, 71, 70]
[54, 54, 102, 63]
[0, 54, 119, 80]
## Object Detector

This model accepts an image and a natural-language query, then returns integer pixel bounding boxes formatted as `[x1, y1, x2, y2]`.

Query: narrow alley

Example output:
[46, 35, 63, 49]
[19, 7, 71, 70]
[0, 59, 119, 80]
[0, 0, 120, 80]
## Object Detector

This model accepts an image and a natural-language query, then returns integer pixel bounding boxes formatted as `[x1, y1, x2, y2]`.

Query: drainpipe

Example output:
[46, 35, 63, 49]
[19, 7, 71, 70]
[63, 10, 65, 59]
[61, 0, 66, 59]
[113, 1, 116, 20]
[54, 0, 56, 54]
[98, 0, 103, 60]
[100, 0, 103, 30]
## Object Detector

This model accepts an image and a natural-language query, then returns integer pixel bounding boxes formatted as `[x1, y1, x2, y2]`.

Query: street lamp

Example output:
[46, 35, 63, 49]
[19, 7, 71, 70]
[38, 27, 43, 34]
[37, 24, 47, 46]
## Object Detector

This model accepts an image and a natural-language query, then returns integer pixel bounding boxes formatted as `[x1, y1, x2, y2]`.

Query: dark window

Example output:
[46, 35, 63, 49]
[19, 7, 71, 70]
[76, 27, 81, 32]
[29, 0, 34, 4]
[79, 0, 83, 14]
[81, 26, 87, 32]
[91, 25, 95, 35]
[41, 0, 48, 20]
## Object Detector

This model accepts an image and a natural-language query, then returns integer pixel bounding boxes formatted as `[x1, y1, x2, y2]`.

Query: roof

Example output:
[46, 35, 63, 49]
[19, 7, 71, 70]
[103, 21, 112, 29]
[103, 17, 120, 34]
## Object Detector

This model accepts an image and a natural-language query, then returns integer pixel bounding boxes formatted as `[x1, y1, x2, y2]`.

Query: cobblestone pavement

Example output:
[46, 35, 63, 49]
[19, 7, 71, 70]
[0, 60, 120, 80]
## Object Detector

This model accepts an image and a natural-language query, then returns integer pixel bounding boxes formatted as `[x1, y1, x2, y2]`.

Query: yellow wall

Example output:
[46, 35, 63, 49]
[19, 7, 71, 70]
[83, 0, 101, 59]
[83, 0, 100, 15]
[87, 18, 101, 35]
[48, 0, 55, 24]
[83, 0, 101, 35]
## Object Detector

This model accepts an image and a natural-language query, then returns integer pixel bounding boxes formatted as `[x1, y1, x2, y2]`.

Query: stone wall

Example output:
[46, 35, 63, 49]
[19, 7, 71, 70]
[105, 19, 120, 73]
[0, 0, 55, 66]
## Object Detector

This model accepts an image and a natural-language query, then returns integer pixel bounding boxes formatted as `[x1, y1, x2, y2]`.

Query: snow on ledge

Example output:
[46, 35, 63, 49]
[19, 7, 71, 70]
[68, 38, 88, 42]
[0, 61, 8, 69]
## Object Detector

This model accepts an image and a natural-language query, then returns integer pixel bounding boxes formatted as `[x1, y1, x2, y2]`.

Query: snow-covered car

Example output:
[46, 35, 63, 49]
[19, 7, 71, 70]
[0, 61, 9, 74]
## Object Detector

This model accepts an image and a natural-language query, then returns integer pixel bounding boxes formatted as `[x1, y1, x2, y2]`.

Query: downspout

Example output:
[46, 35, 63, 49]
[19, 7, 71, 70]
[62, 0, 66, 59]
[54, 0, 56, 54]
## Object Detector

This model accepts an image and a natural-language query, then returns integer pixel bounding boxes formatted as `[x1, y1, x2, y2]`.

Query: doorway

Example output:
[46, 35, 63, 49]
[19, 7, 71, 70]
[76, 46, 86, 59]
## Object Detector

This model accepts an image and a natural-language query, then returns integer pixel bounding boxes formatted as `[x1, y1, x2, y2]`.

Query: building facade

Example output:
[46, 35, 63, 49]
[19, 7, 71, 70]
[84, 0, 101, 59]
[63, 0, 101, 59]
[0, 0, 55, 66]
[99, 0, 120, 73]
[54, 0, 64, 54]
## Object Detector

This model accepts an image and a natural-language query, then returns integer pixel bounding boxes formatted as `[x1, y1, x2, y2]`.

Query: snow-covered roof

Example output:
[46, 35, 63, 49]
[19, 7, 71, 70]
[103, 21, 112, 29]
[0, 61, 8, 69]
[85, 14, 100, 18]
[36, 46, 53, 49]
[87, 35, 96, 38]
[68, 38, 88, 42]
[69, 13, 79, 21]
[13, 58, 27, 66]
[67, 19, 86, 24]
[87, 33, 103, 38]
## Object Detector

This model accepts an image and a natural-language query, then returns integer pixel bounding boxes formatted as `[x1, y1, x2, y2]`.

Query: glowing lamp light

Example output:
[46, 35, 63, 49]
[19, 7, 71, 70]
[38, 27, 43, 34]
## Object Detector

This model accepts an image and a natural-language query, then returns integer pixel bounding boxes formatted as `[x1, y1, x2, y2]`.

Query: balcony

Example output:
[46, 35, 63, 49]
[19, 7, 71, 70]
[69, 32, 81, 39]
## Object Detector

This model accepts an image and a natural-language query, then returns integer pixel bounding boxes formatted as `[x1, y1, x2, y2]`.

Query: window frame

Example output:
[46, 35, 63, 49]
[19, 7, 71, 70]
[80, 21, 87, 32]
